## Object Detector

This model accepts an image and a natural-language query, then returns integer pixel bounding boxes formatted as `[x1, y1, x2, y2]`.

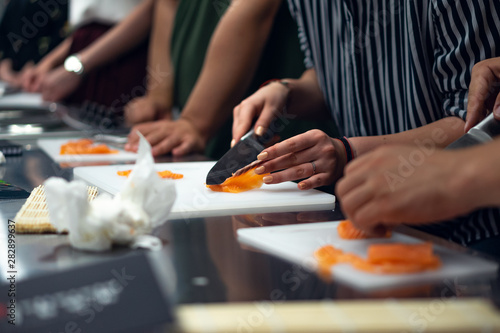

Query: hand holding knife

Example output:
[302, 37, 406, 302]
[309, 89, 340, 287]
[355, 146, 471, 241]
[206, 129, 274, 185]
[447, 113, 500, 149]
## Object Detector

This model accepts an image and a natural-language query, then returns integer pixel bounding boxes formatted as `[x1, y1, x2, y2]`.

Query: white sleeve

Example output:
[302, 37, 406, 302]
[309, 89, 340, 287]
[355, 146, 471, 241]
[70, 0, 142, 29]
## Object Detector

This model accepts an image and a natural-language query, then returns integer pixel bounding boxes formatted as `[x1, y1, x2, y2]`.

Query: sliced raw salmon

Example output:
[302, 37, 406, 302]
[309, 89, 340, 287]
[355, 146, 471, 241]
[60, 139, 118, 155]
[157, 170, 184, 179]
[314, 242, 441, 275]
[367, 242, 436, 265]
[337, 220, 391, 239]
[117, 169, 183, 179]
[117, 170, 132, 177]
[206, 166, 269, 193]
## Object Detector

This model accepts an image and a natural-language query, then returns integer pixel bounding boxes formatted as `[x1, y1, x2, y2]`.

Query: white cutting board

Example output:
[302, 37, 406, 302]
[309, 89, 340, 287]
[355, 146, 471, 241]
[237, 222, 499, 291]
[0, 92, 44, 107]
[38, 138, 137, 163]
[74, 161, 336, 220]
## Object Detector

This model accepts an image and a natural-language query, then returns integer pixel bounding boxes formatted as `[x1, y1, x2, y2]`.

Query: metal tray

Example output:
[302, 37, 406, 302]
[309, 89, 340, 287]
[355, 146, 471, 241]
[0, 106, 63, 134]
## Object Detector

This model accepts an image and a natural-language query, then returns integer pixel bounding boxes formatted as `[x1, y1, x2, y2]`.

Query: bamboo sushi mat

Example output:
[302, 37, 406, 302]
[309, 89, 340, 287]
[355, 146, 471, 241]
[14, 184, 98, 233]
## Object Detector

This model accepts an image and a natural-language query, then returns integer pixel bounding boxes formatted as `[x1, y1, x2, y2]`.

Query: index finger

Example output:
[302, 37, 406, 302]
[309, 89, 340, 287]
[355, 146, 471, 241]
[466, 70, 493, 131]
[22, 73, 35, 92]
[257, 130, 319, 161]
[125, 123, 155, 150]
[151, 135, 181, 156]
[31, 75, 44, 93]
[466, 59, 500, 131]
[232, 101, 258, 146]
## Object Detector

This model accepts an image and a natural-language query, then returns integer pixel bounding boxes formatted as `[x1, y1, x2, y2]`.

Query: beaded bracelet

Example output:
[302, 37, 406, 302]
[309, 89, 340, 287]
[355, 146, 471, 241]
[338, 136, 355, 163]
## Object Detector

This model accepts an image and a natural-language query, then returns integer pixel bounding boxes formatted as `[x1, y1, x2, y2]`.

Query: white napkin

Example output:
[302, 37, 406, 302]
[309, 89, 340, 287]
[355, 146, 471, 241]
[44, 133, 177, 251]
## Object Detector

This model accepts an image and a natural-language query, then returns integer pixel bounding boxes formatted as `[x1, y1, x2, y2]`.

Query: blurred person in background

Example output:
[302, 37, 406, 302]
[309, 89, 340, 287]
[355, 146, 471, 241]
[21, 0, 149, 110]
[124, 0, 337, 159]
[0, 0, 68, 87]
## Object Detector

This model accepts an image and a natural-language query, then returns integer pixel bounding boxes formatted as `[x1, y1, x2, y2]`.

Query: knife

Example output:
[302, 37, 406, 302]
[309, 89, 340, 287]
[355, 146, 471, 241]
[0, 84, 20, 98]
[92, 134, 128, 149]
[206, 129, 272, 185]
[446, 113, 500, 150]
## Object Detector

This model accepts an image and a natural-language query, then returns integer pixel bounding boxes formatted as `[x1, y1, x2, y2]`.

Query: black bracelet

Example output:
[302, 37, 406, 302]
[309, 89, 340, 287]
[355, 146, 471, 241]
[338, 136, 355, 163]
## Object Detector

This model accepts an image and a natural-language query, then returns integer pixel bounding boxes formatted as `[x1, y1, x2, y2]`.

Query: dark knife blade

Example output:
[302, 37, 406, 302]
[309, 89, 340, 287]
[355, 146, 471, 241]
[206, 129, 269, 185]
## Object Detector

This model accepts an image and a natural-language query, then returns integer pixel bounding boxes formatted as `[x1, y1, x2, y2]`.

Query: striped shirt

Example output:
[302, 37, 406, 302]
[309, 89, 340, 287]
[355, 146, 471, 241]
[287, 0, 500, 247]
[287, 0, 500, 137]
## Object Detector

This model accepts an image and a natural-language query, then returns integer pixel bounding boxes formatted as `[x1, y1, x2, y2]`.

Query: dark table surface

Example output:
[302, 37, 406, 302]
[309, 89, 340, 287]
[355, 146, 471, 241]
[0, 141, 499, 332]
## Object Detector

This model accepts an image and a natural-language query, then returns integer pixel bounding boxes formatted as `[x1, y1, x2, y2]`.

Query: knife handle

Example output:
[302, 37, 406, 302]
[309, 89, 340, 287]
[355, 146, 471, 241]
[243, 128, 277, 147]
[240, 129, 255, 141]
[470, 113, 500, 139]
[446, 113, 500, 150]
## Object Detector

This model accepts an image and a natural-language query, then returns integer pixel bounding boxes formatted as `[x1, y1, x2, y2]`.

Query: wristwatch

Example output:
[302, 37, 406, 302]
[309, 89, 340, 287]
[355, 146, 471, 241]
[64, 54, 85, 75]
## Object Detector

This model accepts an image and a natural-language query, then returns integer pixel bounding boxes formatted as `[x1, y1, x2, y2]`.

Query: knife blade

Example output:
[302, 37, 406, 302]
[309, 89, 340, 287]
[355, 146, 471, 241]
[92, 134, 128, 149]
[206, 129, 271, 185]
[446, 113, 500, 150]
[0, 84, 20, 98]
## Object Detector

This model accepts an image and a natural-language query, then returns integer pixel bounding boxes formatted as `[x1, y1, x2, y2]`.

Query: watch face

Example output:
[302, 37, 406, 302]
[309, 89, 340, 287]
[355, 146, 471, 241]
[64, 56, 83, 74]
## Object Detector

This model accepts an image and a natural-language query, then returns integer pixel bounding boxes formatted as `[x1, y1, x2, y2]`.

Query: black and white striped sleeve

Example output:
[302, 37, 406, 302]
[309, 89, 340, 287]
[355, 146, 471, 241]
[431, 0, 500, 120]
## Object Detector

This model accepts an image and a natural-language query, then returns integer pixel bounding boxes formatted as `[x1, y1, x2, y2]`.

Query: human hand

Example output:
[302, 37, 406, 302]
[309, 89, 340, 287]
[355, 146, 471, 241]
[0, 59, 24, 88]
[124, 96, 171, 125]
[254, 130, 346, 190]
[40, 66, 82, 102]
[21, 62, 51, 93]
[465, 57, 500, 132]
[232, 81, 289, 147]
[335, 145, 480, 234]
[125, 118, 205, 156]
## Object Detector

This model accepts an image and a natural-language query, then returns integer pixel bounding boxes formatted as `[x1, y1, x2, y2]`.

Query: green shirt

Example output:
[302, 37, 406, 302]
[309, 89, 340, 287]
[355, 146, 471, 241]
[171, 0, 337, 158]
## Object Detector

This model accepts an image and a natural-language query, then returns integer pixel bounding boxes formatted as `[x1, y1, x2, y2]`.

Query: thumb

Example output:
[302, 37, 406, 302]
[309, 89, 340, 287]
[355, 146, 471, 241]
[494, 93, 500, 121]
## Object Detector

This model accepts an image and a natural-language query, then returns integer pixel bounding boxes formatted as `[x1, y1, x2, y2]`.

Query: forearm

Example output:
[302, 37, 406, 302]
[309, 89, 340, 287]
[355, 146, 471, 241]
[78, 0, 155, 72]
[38, 37, 72, 70]
[284, 68, 330, 119]
[463, 138, 500, 208]
[180, 0, 283, 141]
[349, 116, 466, 157]
[145, 0, 177, 110]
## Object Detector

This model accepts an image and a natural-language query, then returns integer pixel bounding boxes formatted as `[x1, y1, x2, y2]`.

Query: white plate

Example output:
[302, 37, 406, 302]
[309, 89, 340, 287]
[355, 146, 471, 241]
[38, 138, 137, 163]
[237, 221, 498, 290]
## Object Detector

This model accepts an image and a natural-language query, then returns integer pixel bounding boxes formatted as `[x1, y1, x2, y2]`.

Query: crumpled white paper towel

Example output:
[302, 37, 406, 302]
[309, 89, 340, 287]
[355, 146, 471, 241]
[44, 133, 177, 251]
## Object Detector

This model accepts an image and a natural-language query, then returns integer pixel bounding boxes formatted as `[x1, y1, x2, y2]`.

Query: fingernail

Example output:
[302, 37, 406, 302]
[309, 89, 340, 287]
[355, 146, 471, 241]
[298, 182, 307, 190]
[495, 105, 500, 118]
[230, 139, 236, 148]
[255, 166, 265, 174]
[257, 152, 268, 160]
[263, 175, 273, 183]
[256, 126, 265, 136]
